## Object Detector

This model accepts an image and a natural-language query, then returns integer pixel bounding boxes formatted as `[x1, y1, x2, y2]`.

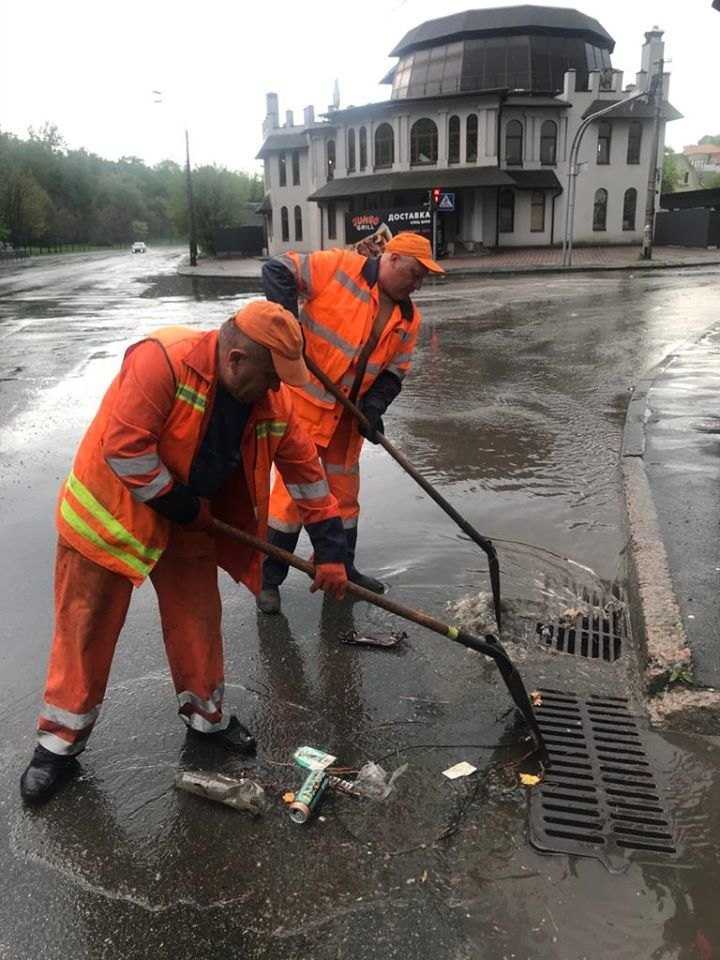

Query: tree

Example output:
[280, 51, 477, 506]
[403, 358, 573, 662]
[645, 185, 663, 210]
[0, 169, 53, 244]
[178, 166, 264, 254]
[698, 134, 720, 146]
[703, 172, 720, 189]
[131, 220, 149, 240]
[661, 148, 681, 194]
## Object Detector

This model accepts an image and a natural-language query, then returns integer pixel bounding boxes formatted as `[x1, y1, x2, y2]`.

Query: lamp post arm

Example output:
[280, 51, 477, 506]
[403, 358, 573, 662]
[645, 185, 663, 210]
[562, 88, 650, 266]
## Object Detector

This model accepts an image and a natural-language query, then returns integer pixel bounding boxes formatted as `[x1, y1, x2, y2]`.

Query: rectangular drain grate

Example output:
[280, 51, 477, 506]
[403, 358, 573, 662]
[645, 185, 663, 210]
[535, 587, 628, 661]
[529, 690, 679, 873]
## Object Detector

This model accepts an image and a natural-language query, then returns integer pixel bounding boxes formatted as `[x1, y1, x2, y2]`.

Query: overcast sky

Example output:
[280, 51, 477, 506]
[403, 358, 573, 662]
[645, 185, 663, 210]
[2, 0, 717, 172]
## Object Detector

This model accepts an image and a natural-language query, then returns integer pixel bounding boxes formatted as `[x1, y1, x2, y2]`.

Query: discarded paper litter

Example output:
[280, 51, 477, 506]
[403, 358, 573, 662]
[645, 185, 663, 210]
[442, 761, 478, 780]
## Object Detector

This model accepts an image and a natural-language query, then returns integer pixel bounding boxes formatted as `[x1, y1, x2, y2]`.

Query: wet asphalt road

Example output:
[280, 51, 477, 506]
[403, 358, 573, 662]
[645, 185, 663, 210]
[1, 248, 720, 960]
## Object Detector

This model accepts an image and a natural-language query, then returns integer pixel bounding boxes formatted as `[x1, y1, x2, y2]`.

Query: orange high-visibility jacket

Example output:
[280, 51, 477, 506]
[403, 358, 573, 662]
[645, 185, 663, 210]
[271, 249, 420, 446]
[56, 326, 341, 593]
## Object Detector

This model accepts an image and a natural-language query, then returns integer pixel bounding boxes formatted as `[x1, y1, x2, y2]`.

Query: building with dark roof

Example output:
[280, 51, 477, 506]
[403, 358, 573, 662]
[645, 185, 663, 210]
[257, 7, 679, 255]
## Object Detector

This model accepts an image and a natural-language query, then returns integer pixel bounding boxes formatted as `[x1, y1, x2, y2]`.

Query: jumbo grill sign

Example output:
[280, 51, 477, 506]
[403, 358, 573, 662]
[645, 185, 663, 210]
[344, 206, 432, 242]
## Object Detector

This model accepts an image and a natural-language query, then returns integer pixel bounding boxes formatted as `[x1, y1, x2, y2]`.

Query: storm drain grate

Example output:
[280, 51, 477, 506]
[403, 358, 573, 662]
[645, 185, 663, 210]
[535, 587, 628, 661]
[529, 690, 679, 873]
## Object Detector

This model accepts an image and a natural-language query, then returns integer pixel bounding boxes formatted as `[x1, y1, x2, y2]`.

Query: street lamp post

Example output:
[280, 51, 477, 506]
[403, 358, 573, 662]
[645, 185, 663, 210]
[640, 57, 665, 260]
[562, 89, 649, 267]
[154, 91, 198, 268]
[184, 129, 198, 268]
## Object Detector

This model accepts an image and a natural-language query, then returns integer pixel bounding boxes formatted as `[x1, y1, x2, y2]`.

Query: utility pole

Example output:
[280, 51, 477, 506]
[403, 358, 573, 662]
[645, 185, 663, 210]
[185, 129, 198, 268]
[641, 50, 664, 260]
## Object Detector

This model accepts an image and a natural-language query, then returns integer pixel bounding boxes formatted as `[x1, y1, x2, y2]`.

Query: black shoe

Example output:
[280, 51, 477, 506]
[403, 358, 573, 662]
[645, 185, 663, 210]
[348, 567, 385, 594]
[20, 745, 80, 805]
[256, 587, 281, 615]
[187, 716, 256, 755]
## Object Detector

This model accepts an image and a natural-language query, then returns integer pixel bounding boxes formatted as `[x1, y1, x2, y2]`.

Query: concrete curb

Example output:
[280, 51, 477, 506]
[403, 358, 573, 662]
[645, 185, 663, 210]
[622, 346, 720, 731]
[177, 257, 720, 283]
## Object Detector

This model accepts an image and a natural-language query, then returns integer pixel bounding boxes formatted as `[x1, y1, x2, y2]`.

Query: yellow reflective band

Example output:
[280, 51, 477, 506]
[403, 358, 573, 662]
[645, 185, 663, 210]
[60, 500, 153, 578]
[447, 626, 459, 640]
[66, 472, 162, 562]
[176, 383, 207, 413]
[256, 420, 287, 439]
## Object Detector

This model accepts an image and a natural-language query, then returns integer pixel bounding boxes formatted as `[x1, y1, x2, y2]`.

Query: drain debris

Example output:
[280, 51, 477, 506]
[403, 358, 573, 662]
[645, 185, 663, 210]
[536, 586, 628, 661]
[528, 690, 679, 873]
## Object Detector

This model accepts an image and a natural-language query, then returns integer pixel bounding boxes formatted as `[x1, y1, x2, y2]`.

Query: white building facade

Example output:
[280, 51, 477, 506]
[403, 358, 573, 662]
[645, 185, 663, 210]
[257, 7, 680, 256]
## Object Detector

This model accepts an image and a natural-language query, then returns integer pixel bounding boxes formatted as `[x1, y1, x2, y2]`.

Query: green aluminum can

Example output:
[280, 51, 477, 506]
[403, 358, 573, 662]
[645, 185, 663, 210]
[288, 769, 329, 824]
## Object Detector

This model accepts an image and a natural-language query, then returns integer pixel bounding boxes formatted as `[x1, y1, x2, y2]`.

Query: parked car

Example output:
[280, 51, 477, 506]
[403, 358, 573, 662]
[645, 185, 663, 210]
[131, 241, 147, 254]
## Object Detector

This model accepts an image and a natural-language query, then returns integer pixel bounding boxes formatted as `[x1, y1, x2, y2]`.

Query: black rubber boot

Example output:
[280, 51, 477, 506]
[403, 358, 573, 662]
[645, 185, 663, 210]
[256, 587, 281, 614]
[345, 526, 385, 594]
[258, 527, 302, 615]
[186, 715, 256, 755]
[20, 744, 80, 805]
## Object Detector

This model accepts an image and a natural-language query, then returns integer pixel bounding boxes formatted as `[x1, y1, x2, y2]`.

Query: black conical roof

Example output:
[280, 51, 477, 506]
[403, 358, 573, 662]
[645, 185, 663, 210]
[390, 5, 614, 57]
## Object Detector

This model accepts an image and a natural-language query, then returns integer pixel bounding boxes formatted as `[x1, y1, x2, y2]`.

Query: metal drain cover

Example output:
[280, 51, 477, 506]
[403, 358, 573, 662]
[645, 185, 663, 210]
[535, 588, 627, 661]
[529, 690, 679, 873]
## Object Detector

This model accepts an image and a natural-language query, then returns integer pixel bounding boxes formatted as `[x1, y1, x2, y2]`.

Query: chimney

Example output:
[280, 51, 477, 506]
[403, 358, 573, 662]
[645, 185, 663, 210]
[263, 93, 279, 135]
[641, 27, 665, 80]
[303, 105, 315, 126]
[285, 110, 294, 127]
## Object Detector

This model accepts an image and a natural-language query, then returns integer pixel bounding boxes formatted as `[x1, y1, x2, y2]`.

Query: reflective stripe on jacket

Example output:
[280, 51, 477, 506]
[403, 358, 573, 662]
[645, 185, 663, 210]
[56, 326, 340, 592]
[272, 249, 420, 446]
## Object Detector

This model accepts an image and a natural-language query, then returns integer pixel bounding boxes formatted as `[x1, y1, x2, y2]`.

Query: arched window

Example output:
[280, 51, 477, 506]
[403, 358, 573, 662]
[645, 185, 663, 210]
[466, 114, 478, 162]
[593, 188, 608, 231]
[505, 120, 523, 166]
[374, 123, 394, 168]
[622, 188, 637, 231]
[499, 189, 515, 233]
[280, 206, 289, 242]
[294, 205, 303, 242]
[326, 140, 335, 181]
[627, 121, 642, 164]
[597, 121, 611, 165]
[278, 154, 287, 187]
[359, 127, 367, 170]
[347, 128, 356, 172]
[410, 118, 438, 165]
[540, 121, 557, 166]
[448, 115, 460, 164]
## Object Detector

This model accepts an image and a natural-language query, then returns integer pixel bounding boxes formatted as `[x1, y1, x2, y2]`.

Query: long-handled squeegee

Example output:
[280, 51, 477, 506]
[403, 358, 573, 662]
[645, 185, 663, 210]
[303, 355, 503, 633]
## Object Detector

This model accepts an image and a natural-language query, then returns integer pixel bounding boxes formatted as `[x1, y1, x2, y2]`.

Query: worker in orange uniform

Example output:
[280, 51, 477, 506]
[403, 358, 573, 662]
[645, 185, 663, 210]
[20, 301, 348, 805]
[258, 231, 444, 615]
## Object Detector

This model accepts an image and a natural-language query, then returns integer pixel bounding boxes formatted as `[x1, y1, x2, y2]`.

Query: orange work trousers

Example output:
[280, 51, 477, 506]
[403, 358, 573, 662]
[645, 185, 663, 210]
[37, 528, 227, 757]
[269, 411, 362, 534]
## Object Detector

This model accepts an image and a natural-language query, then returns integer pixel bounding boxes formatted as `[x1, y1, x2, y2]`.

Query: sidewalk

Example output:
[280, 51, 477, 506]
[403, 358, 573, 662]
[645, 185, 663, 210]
[178, 244, 720, 280]
[623, 323, 720, 730]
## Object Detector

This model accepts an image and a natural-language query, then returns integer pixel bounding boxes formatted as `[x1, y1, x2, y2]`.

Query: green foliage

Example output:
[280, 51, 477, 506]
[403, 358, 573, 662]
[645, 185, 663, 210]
[702, 172, 720, 189]
[698, 134, 720, 146]
[131, 220, 149, 240]
[668, 662, 694, 687]
[189, 166, 264, 254]
[661, 147, 681, 194]
[0, 126, 261, 249]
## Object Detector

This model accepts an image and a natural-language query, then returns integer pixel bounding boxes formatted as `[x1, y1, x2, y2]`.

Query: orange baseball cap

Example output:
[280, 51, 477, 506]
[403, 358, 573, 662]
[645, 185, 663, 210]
[385, 231, 445, 274]
[232, 300, 309, 387]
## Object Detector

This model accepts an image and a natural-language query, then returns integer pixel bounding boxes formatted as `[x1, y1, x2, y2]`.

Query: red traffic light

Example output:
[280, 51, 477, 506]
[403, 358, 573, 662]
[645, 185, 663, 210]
[431, 188, 442, 207]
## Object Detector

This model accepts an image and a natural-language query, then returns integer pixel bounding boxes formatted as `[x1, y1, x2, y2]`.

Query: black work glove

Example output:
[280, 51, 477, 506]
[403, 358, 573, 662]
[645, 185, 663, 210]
[358, 371, 403, 443]
[358, 400, 385, 443]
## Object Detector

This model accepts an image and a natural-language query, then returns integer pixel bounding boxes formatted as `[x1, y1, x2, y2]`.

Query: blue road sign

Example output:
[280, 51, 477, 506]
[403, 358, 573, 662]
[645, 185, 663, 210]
[438, 192, 455, 212]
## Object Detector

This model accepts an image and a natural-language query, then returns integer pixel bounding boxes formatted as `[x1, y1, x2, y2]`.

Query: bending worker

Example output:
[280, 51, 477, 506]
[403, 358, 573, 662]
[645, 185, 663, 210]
[20, 301, 348, 805]
[258, 230, 444, 615]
